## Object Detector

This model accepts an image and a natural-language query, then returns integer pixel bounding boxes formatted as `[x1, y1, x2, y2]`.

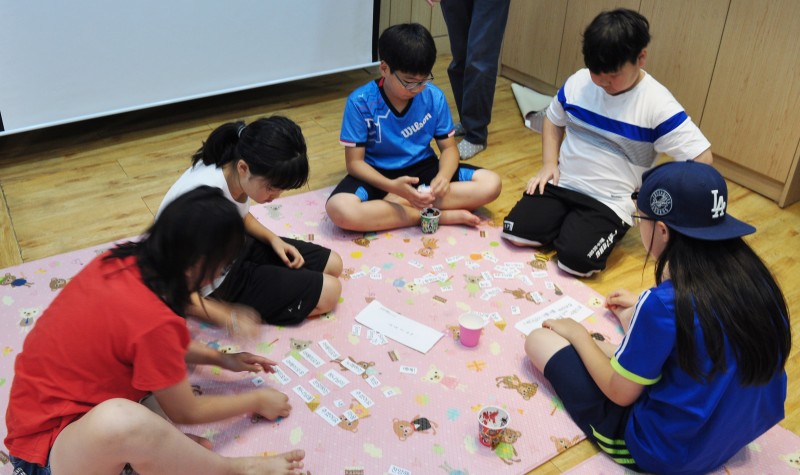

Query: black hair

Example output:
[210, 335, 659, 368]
[652, 232, 790, 386]
[582, 8, 650, 74]
[107, 186, 245, 315]
[192, 116, 309, 190]
[378, 23, 436, 75]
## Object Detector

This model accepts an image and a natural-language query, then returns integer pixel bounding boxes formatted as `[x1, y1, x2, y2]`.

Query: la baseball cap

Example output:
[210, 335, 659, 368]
[636, 161, 756, 240]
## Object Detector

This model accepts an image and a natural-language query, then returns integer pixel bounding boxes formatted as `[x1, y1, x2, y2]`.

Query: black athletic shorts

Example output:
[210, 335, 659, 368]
[213, 236, 330, 326]
[501, 184, 630, 275]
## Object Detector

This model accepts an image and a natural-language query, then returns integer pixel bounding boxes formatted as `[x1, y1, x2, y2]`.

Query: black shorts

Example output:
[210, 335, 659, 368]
[329, 155, 479, 202]
[544, 346, 644, 472]
[212, 236, 330, 326]
[501, 184, 630, 275]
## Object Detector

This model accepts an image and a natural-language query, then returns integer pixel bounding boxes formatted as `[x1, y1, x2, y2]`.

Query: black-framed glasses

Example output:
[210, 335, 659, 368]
[630, 214, 655, 226]
[393, 71, 434, 90]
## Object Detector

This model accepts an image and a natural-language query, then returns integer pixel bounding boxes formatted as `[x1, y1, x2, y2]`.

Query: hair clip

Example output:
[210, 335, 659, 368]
[237, 124, 246, 137]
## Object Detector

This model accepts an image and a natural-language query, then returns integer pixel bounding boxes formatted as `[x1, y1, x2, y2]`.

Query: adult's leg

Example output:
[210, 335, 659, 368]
[440, 0, 473, 118]
[457, 0, 511, 146]
[49, 398, 305, 475]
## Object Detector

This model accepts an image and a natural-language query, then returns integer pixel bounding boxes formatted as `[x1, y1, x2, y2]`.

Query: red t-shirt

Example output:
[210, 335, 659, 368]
[4, 253, 191, 465]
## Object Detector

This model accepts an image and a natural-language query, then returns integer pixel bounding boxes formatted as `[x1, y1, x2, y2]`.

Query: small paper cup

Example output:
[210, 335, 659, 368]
[420, 207, 441, 234]
[477, 405, 510, 448]
[458, 312, 486, 347]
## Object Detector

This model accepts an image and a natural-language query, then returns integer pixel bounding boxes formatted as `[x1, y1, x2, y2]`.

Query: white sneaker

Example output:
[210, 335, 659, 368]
[458, 140, 486, 160]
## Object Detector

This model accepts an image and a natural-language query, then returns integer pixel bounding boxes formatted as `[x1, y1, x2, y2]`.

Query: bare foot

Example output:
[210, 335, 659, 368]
[232, 449, 306, 475]
[185, 433, 214, 450]
[439, 209, 481, 227]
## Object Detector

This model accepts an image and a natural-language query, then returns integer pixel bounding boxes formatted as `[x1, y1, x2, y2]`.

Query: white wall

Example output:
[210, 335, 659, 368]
[0, 0, 378, 135]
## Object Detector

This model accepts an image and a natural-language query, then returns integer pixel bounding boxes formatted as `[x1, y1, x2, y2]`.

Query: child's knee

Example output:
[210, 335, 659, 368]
[326, 196, 360, 229]
[474, 169, 502, 200]
[325, 251, 343, 277]
[85, 399, 157, 442]
[318, 274, 342, 312]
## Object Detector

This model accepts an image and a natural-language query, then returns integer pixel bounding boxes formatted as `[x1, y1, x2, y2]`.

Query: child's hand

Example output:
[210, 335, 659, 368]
[541, 317, 590, 343]
[605, 289, 639, 331]
[605, 289, 638, 311]
[220, 352, 278, 373]
[430, 174, 450, 200]
[255, 388, 293, 420]
[271, 237, 305, 269]
[393, 176, 433, 208]
[226, 304, 261, 340]
[526, 163, 560, 195]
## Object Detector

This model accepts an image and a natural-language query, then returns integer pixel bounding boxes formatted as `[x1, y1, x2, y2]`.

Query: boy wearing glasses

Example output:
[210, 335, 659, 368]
[501, 9, 712, 276]
[326, 23, 501, 232]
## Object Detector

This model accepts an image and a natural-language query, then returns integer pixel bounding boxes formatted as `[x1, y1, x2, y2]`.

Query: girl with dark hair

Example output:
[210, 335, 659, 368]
[160, 116, 342, 332]
[524, 161, 789, 474]
[5, 187, 306, 475]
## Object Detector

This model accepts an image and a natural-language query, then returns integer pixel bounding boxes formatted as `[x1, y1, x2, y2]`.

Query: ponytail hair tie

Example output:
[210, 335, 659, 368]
[237, 124, 246, 137]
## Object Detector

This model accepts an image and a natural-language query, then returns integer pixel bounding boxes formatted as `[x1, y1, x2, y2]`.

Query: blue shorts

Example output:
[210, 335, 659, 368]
[544, 346, 644, 472]
[329, 155, 479, 202]
[10, 455, 50, 475]
[11, 455, 136, 475]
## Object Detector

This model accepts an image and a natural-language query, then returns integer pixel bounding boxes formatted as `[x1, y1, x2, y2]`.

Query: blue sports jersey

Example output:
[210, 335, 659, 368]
[612, 281, 787, 474]
[339, 78, 455, 170]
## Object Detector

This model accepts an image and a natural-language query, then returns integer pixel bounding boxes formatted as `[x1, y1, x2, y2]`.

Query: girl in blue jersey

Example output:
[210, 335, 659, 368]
[326, 23, 502, 232]
[525, 161, 790, 474]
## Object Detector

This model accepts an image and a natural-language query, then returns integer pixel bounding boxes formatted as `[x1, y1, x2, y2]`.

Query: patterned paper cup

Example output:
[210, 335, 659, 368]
[477, 405, 510, 447]
[420, 207, 441, 234]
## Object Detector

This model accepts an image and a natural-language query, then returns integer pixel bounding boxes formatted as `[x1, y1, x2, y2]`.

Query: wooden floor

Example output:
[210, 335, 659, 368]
[1, 56, 798, 473]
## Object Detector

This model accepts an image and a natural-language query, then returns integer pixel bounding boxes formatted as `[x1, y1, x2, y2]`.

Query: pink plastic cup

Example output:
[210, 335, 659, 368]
[458, 312, 486, 347]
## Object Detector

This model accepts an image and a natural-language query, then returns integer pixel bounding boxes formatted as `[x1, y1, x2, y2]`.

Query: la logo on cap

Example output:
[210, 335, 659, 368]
[711, 190, 726, 218]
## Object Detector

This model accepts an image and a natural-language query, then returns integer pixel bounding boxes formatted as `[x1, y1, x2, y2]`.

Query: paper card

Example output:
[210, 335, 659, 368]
[300, 348, 325, 368]
[365, 375, 381, 388]
[340, 357, 366, 375]
[315, 406, 341, 426]
[282, 357, 309, 377]
[324, 368, 350, 388]
[355, 300, 444, 354]
[399, 365, 417, 374]
[383, 387, 399, 398]
[317, 339, 340, 360]
[292, 385, 315, 403]
[515, 296, 595, 335]
[270, 366, 291, 385]
[343, 409, 358, 422]
[309, 378, 331, 396]
[350, 389, 375, 408]
[388, 465, 411, 475]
